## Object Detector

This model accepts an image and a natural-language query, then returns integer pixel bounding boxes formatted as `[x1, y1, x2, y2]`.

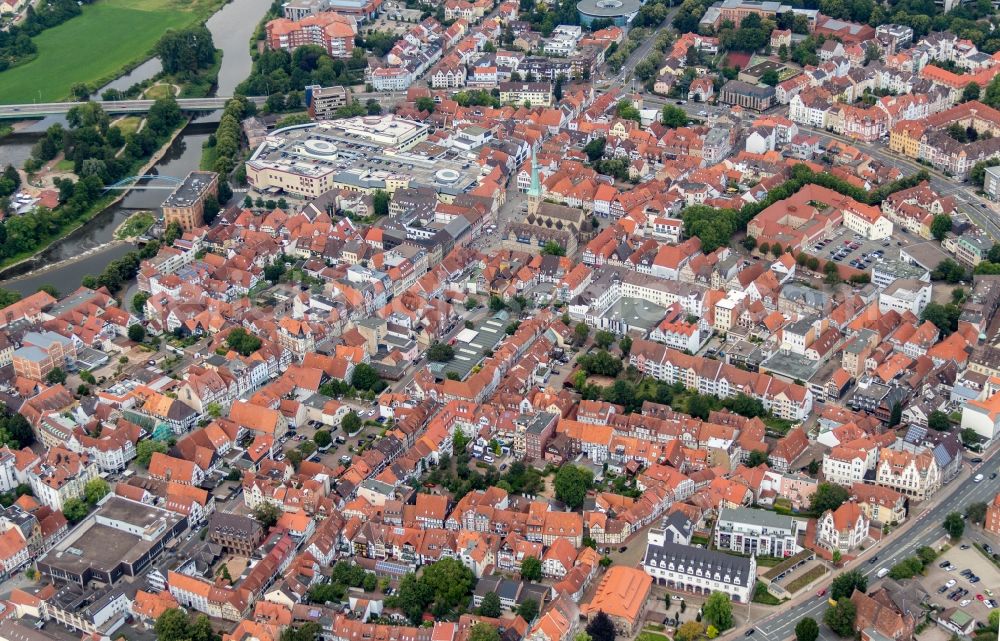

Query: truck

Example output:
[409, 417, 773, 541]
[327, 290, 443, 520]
[876, 568, 890, 578]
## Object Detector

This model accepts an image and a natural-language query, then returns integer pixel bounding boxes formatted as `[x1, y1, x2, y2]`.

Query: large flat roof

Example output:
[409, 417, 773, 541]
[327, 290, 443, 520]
[39, 497, 182, 576]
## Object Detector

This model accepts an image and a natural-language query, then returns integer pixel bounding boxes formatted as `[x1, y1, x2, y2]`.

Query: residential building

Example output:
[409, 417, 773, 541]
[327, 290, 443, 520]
[714, 507, 803, 558]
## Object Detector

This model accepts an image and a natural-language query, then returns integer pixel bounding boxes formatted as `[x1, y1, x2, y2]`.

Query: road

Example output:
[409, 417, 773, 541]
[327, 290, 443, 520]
[0, 96, 267, 118]
[599, 4, 683, 90]
[750, 450, 1000, 641]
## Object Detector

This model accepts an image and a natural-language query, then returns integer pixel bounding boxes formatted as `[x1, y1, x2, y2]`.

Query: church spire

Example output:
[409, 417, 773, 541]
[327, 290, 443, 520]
[527, 147, 541, 215]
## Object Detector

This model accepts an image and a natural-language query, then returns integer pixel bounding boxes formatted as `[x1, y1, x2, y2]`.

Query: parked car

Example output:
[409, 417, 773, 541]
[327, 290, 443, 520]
[946, 579, 957, 588]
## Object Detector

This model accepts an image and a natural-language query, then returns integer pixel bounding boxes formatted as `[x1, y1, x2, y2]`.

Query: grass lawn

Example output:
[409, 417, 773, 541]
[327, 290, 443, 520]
[114, 116, 142, 137]
[55, 159, 75, 172]
[114, 211, 155, 239]
[144, 83, 176, 100]
[0, 0, 223, 104]
[753, 581, 784, 605]
[637, 632, 670, 641]
[785, 566, 827, 594]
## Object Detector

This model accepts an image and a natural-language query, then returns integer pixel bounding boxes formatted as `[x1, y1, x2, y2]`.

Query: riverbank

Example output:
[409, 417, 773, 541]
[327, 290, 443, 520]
[0, 240, 131, 289]
[0, 0, 230, 104]
[0, 118, 189, 278]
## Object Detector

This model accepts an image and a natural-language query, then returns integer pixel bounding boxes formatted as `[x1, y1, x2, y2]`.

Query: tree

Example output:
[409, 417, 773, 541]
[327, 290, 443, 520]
[155, 609, 193, 641]
[583, 137, 606, 162]
[761, 69, 780, 86]
[619, 336, 632, 355]
[521, 555, 542, 581]
[542, 240, 566, 256]
[0, 410, 34, 449]
[922, 302, 961, 335]
[824, 598, 856, 638]
[132, 291, 150, 315]
[63, 498, 90, 523]
[573, 322, 590, 346]
[314, 430, 332, 448]
[928, 410, 951, 431]
[966, 501, 988, 524]
[84, 478, 109, 505]
[586, 611, 616, 641]
[427, 342, 455, 362]
[45, 367, 66, 385]
[156, 26, 215, 74]
[517, 598, 539, 621]
[931, 214, 953, 240]
[889, 402, 902, 427]
[595, 330, 615, 350]
[661, 105, 689, 128]
[342, 411, 361, 434]
[824, 260, 840, 284]
[943, 511, 964, 539]
[351, 363, 384, 392]
[675, 622, 704, 641]
[373, 190, 390, 217]
[932, 258, 966, 284]
[252, 502, 282, 528]
[554, 464, 593, 509]
[832, 550, 842, 565]
[830, 570, 867, 601]
[468, 624, 499, 641]
[746, 450, 768, 467]
[163, 220, 183, 246]
[281, 623, 320, 641]
[703, 592, 733, 630]
[795, 618, 819, 641]
[963, 82, 981, 103]
[308, 583, 345, 604]
[415, 97, 436, 113]
[226, 328, 262, 356]
[421, 557, 475, 611]
[136, 440, 168, 467]
[479, 592, 502, 617]
[810, 482, 849, 513]
[128, 324, 146, 342]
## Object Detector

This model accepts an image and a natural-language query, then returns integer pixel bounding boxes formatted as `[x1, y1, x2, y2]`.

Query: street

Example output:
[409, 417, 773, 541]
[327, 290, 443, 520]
[749, 450, 1000, 641]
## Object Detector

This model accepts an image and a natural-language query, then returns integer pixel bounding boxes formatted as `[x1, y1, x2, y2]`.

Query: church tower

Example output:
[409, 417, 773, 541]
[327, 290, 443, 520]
[527, 147, 541, 217]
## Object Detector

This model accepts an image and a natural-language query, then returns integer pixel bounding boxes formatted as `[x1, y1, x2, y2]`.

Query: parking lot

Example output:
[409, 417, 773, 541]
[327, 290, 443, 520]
[279, 400, 385, 470]
[811, 226, 899, 270]
[920, 543, 1000, 619]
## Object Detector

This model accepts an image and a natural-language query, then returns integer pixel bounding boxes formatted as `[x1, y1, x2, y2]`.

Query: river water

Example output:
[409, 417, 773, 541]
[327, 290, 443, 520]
[0, 0, 272, 296]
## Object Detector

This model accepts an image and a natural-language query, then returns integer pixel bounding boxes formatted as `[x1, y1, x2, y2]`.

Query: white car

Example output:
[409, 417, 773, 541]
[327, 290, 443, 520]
[960, 599, 971, 607]
[946, 579, 957, 588]
[975, 474, 984, 482]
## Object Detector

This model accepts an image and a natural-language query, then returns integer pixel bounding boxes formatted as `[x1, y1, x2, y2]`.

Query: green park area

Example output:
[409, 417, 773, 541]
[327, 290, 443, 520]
[0, 0, 222, 104]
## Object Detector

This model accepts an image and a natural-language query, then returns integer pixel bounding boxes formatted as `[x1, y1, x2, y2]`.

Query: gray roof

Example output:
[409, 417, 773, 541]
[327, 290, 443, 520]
[717, 507, 797, 532]
[644, 541, 754, 585]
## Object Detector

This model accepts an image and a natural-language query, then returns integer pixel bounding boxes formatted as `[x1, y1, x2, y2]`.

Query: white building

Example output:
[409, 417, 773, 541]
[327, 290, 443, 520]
[962, 390, 1000, 442]
[643, 531, 755, 603]
[875, 449, 941, 500]
[822, 445, 877, 485]
[878, 278, 932, 316]
[714, 508, 803, 558]
[816, 501, 869, 553]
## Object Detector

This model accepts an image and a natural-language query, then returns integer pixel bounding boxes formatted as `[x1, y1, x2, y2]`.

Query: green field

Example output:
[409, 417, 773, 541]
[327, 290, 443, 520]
[0, 0, 223, 104]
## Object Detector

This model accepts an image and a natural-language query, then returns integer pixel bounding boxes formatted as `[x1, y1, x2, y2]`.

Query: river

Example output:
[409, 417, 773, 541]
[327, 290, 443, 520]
[0, 0, 273, 296]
